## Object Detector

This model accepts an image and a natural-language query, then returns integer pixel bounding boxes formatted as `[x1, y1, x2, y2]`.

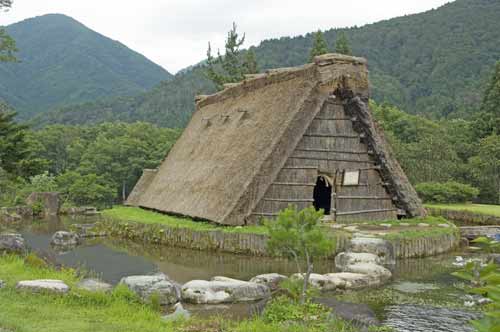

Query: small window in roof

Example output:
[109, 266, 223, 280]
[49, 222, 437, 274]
[343, 170, 360, 186]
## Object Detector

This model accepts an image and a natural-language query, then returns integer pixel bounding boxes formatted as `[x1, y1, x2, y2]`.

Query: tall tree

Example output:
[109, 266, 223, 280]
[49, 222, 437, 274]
[309, 30, 329, 61]
[481, 61, 500, 117]
[335, 31, 352, 55]
[0, 0, 17, 62]
[470, 134, 500, 204]
[473, 61, 500, 138]
[0, 104, 30, 175]
[206, 23, 258, 90]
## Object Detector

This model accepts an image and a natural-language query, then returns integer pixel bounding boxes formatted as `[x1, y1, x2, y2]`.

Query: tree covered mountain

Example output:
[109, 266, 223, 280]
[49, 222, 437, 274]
[0, 14, 172, 118]
[37, 0, 500, 127]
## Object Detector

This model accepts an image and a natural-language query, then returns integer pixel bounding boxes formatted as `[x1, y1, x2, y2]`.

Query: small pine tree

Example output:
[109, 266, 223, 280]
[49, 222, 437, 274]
[309, 30, 329, 61]
[206, 22, 257, 90]
[335, 31, 352, 55]
[265, 206, 334, 304]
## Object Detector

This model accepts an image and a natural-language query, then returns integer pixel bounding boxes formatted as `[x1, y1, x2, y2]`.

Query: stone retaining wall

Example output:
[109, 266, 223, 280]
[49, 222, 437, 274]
[460, 226, 500, 240]
[96, 217, 458, 259]
[427, 207, 500, 226]
[388, 233, 460, 259]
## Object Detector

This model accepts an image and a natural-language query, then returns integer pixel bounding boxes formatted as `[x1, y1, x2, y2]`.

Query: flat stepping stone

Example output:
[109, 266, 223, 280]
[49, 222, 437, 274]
[76, 278, 113, 292]
[16, 279, 69, 294]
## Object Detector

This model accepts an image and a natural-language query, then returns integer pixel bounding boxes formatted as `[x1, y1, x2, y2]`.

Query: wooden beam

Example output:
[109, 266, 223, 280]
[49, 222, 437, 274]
[272, 182, 316, 187]
[263, 198, 314, 202]
[304, 133, 359, 138]
[290, 156, 374, 163]
[295, 148, 369, 155]
[336, 208, 398, 216]
[336, 196, 392, 200]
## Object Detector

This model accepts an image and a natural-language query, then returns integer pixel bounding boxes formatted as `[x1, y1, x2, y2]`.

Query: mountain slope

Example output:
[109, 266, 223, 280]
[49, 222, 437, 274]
[0, 14, 172, 118]
[38, 0, 500, 127]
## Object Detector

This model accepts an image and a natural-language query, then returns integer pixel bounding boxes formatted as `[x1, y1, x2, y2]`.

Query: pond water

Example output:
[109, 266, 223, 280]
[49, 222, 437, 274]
[1, 216, 485, 331]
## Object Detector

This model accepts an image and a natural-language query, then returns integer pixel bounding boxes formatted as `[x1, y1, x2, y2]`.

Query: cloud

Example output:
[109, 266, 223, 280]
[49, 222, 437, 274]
[1, 0, 451, 73]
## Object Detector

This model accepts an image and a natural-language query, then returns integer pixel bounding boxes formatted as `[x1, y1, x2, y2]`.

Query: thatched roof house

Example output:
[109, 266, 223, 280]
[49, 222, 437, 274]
[127, 53, 425, 225]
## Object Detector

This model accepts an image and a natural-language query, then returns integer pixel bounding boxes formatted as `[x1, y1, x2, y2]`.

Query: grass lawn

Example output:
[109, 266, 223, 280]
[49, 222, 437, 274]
[425, 203, 500, 217]
[351, 216, 458, 241]
[0, 254, 170, 332]
[102, 206, 269, 235]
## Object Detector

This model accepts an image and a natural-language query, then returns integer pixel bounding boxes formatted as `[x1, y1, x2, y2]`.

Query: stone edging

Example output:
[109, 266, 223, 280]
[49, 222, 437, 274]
[92, 217, 459, 259]
[387, 232, 460, 258]
[427, 207, 500, 226]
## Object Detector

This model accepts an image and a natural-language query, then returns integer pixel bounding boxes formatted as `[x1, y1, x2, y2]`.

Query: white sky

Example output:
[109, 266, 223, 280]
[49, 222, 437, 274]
[1, 0, 452, 73]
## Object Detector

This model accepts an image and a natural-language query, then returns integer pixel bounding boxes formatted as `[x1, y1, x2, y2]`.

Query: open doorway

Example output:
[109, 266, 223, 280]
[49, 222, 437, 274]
[313, 176, 332, 215]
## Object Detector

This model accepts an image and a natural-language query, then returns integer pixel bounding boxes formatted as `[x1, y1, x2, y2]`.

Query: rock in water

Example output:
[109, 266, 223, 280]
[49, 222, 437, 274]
[0, 233, 26, 254]
[342, 263, 392, 282]
[76, 279, 113, 292]
[26, 192, 61, 216]
[290, 273, 340, 291]
[16, 279, 69, 294]
[50, 231, 80, 247]
[249, 273, 287, 291]
[120, 273, 179, 305]
[181, 276, 270, 304]
[348, 237, 395, 264]
[334, 252, 382, 271]
[162, 303, 190, 321]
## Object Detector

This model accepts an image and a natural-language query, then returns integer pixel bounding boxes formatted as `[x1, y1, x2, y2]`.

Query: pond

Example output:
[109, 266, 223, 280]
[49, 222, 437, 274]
[1, 215, 484, 331]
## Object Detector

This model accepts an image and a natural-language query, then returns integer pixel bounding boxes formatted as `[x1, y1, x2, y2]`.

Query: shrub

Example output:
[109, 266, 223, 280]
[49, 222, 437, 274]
[415, 181, 479, 203]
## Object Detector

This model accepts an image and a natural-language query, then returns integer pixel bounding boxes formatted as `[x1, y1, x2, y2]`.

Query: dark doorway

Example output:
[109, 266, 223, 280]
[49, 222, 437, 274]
[313, 176, 332, 215]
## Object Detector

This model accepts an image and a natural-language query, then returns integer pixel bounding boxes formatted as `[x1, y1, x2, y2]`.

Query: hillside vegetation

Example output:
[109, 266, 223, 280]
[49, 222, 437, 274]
[0, 14, 172, 118]
[36, 0, 500, 127]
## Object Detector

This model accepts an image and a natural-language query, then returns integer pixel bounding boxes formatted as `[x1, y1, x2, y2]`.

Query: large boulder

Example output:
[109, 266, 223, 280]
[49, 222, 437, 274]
[348, 237, 395, 264]
[16, 279, 69, 294]
[335, 252, 382, 271]
[26, 192, 61, 216]
[0, 233, 26, 254]
[181, 276, 270, 304]
[342, 263, 392, 282]
[120, 273, 179, 305]
[76, 279, 113, 292]
[50, 231, 80, 247]
[249, 273, 287, 291]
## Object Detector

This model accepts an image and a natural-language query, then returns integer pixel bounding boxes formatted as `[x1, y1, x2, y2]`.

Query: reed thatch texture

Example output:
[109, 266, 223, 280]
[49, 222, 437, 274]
[125, 169, 158, 206]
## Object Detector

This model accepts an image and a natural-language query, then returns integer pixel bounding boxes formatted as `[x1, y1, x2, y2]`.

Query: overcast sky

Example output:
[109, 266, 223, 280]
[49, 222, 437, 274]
[1, 0, 452, 73]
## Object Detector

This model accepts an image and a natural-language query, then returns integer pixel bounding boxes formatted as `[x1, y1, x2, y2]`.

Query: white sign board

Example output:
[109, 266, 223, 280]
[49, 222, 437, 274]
[343, 170, 360, 186]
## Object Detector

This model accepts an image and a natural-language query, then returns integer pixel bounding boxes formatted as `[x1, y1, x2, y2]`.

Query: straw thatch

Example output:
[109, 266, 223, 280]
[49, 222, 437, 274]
[127, 53, 425, 225]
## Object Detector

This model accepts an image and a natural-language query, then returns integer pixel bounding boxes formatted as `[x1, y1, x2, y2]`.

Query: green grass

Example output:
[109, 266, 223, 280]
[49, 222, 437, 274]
[0, 254, 363, 332]
[0, 254, 170, 332]
[102, 206, 269, 235]
[425, 203, 500, 217]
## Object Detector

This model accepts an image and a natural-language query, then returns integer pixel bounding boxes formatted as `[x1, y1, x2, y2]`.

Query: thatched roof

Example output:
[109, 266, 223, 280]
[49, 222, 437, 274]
[128, 53, 424, 225]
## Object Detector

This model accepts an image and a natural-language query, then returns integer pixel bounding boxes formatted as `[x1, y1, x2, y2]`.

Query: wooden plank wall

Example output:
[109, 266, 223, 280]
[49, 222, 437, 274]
[249, 99, 398, 224]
